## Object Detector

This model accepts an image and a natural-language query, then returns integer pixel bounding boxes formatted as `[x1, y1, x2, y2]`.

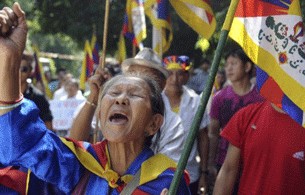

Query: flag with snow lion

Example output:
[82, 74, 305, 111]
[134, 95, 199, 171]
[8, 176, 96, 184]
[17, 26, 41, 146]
[229, 0, 305, 128]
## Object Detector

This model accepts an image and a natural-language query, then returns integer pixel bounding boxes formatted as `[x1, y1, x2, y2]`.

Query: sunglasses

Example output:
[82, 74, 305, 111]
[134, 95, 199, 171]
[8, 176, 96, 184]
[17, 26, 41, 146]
[20, 66, 32, 73]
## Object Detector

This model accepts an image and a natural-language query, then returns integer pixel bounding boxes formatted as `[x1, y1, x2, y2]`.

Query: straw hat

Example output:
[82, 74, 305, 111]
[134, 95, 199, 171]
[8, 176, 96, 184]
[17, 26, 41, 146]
[121, 48, 169, 78]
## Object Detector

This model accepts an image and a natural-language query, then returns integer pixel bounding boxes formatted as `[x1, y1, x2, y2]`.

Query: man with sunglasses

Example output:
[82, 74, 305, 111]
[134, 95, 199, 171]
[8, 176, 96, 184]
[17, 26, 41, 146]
[20, 53, 54, 130]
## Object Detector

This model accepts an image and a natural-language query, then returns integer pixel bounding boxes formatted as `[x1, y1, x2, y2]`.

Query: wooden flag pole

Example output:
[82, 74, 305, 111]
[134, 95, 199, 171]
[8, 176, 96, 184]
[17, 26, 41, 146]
[100, 0, 110, 69]
[167, 0, 240, 194]
[93, 0, 111, 144]
[159, 29, 163, 58]
[132, 44, 136, 57]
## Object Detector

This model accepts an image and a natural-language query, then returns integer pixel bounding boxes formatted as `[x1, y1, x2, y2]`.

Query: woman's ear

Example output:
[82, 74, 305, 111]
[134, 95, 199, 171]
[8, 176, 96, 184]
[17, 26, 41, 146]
[245, 62, 253, 74]
[146, 114, 164, 136]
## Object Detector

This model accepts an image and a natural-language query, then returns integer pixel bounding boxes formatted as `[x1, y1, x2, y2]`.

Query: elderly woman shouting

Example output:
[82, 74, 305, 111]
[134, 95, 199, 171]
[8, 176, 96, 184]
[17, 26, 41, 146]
[0, 3, 190, 194]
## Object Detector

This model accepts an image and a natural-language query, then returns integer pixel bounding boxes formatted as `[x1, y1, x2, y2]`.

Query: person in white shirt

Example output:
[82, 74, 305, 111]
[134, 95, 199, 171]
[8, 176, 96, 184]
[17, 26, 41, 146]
[53, 73, 72, 100]
[53, 73, 82, 100]
[163, 55, 210, 195]
[54, 78, 85, 137]
[59, 78, 85, 101]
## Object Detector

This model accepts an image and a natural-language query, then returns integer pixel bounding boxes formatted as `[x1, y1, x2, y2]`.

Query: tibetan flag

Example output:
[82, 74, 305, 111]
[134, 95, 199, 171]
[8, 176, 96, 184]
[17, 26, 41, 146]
[169, 0, 216, 39]
[79, 40, 94, 91]
[32, 46, 53, 99]
[229, 0, 305, 127]
[90, 33, 100, 67]
[123, 0, 147, 47]
[116, 31, 127, 63]
[145, 0, 173, 55]
[123, 0, 136, 45]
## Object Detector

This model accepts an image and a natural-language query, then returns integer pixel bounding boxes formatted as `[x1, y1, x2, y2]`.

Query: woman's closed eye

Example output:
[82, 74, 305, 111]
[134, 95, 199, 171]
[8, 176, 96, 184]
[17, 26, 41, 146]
[107, 91, 144, 99]
[108, 91, 121, 96]
[129, 93, 145, 98]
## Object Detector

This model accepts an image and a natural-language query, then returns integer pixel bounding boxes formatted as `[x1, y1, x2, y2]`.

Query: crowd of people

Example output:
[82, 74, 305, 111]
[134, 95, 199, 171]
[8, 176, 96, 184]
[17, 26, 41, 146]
[0, 3, 304, 195]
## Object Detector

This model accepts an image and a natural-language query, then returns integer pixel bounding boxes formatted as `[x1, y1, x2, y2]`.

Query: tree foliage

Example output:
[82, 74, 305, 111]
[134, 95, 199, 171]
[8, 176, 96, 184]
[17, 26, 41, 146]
[1, 0, 304, 71]
[34, 0, 125, 52]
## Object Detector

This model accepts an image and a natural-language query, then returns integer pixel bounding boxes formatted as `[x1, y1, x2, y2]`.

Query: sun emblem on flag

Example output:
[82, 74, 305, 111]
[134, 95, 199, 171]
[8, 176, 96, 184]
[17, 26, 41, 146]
[279, 52, 288, 64]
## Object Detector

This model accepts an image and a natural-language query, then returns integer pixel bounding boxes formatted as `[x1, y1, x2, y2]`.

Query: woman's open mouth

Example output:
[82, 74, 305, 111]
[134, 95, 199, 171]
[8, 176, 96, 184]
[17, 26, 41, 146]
[109, 112, 129, 125]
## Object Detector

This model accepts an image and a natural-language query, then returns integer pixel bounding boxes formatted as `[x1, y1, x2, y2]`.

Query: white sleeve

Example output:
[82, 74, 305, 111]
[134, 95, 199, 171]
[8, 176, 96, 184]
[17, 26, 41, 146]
[151, 109, 185, 163]
[196, 95, 210, 130]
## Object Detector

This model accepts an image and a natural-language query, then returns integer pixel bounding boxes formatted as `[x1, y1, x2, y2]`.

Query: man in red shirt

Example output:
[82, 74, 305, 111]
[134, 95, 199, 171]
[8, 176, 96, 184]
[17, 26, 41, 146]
[213, 101, 305, 195]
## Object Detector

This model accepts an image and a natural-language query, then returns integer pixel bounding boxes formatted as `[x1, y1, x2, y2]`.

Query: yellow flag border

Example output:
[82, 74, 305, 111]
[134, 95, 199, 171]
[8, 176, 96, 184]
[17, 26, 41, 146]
[178, 0, 214, 14]
[116, 32, 127, 63]
[169, 0, 216, 39]
[229, 18, 305, 112]
[139, 153, 177, 185]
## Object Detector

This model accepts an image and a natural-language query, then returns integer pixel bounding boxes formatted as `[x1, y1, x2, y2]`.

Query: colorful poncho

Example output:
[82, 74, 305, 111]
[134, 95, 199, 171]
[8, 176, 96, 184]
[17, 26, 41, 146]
[0, 99, 190, 194]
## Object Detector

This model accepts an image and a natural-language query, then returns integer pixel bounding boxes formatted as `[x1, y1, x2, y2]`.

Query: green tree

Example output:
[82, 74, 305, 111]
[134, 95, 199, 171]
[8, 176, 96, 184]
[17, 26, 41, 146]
[34, 0, 125, 53]
[1, 0, 304, 72]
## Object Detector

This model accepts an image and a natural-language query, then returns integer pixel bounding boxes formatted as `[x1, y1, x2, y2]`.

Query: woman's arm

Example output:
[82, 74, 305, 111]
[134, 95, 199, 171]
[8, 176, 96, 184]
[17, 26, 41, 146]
[69, 67, 109, 141]
[0, 4, 83, 193]
[0, 3, 27, 116]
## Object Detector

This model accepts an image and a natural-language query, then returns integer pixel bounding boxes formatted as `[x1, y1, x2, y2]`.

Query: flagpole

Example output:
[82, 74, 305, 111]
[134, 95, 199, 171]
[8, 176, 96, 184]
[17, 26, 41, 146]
[167, 0, 240, 194]
[100, 0, 110, 69]
[93, 0, 110, 144]
[132, 44, 136, 57]
[159, 29, 163, 58]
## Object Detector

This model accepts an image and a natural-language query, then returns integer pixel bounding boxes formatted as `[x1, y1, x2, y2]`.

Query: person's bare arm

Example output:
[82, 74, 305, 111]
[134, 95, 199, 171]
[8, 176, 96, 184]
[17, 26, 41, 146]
[69, 68, 110, 141]
[213, 144, 240, 195]
[207, 118, 220, 179]
[0, 3, 27, 116]
[197, 126, 209, 194]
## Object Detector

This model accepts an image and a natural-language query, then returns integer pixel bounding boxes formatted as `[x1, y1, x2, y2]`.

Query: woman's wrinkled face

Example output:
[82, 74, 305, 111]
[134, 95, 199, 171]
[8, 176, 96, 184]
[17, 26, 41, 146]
[99, 77, 154, 143]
